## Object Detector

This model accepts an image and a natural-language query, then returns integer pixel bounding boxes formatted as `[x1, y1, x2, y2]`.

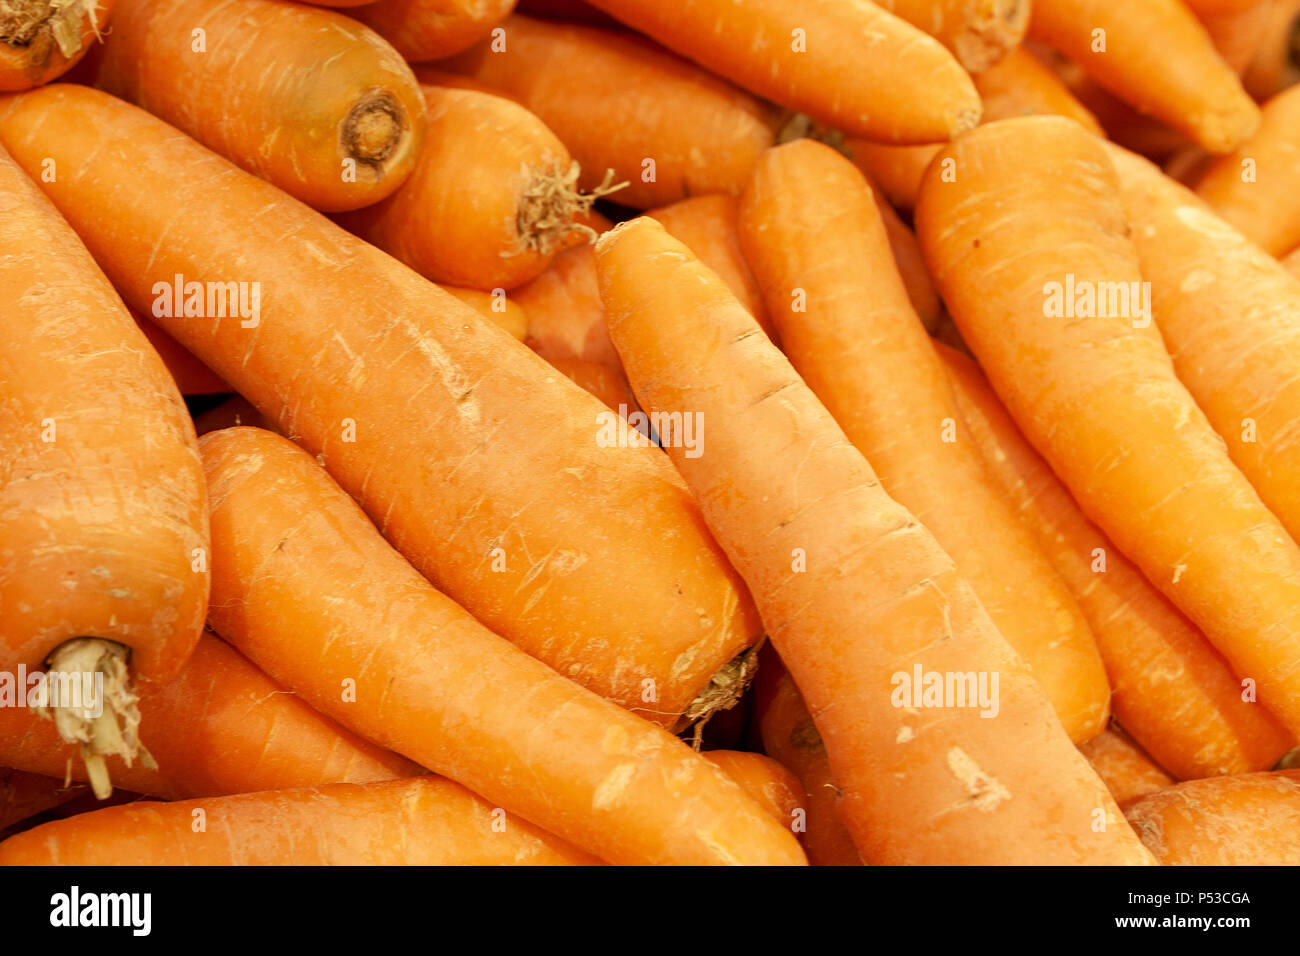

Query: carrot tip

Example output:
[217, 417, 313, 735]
[952, 0, 1030, 74]
[35, 637, 153, 800]
[952, 106, 982, 137]
[0, 0, 100, 58]
[342, 90, 411, 170]
[508, 161, 627, 259]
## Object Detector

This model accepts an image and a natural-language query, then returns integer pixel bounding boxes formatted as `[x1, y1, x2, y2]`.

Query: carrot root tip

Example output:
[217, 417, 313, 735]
[508, 161, 628, 259]
[36, 638, 154, 800]
[952, 0, 1029, 74]
[675, 641, 763, 743]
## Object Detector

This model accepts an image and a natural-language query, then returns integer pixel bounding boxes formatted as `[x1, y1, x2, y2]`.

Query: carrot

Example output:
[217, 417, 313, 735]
[1106, 143, 1300, 547]
[936, 341, 1295, 778]
[87, 0, 425, 212]
[0, 777, 602, 865]
[645, 195, 775, 341]
[193, 396, 275, 437]
[517, 244, 621, 369]
[916, 115, 1300, 741]
[583, 0, 980, 143]
[1029, 0, 1260, 152]
[864, 184, 944, 332]
[1194, 85, 1300, 256]
[1285, 245, 1300, 278]
[350, 0, 517, 61]
[752, 648, 861, 867]
[438, 16, 779, 209]
[0, 138, 208, 798]
[1045, 58, 1191, 160]
[0, 84, 760, 727]
[1200, 0, 1272, 73]
[0, 771, 84, 833]
[845, 46, 1102, 211]
[873, 0, 1028, 73]
[0, 0, 112, 91]
[1124, 770, 1300, 864]
[133, 312, 228, 395]
[543, 355, 637, 411]
[442, 286, 527, 341]
[596, 216, 1153, 865]
[0, 634, 419, 799]
[202, 426, 805, 867]
[1162, 144, 1216, 186]
[739, 139, 1109, 744]
[337, 83, 613, 291]
[1243, 0, 1300, 98]
[703, 750, 803, 833]
[1080, 726, 1175, 809]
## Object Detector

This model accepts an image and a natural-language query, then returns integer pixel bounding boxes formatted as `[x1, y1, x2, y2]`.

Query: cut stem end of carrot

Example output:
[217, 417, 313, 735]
[675, 641, 763, 743]
[343, 90, 406, 166]
[0, 0, 100, 57]
[37, 637, 155, 800]
[509, 161, 627, 259]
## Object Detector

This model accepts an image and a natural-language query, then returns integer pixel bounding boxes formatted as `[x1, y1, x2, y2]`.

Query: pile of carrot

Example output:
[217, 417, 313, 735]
[0, 0, 1298, 868]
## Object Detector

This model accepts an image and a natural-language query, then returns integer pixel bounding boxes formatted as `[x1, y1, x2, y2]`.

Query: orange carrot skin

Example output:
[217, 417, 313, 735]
[866, 183, 943, 332]
[518, 243, 621, 370]
[337, 84, 573, 290]
[0, 777, 601, 865]
[1108, 143, 1300, 547]
[89, 0, 426, 212]
[937, 343, 1294, 779]
[753, 648, 861, 867]
[596, 218, 1154, 865]
[133, 312, 228, 395]
[193, 396, 275, 437]
[437, 17, 778, 209]
[1285, 245, 1300, 279]
[740, 139, 1111, 745]
[543, 355, 637, 410]
[1080, 726, 1175, 808]
[1243, 0, 1300, 98]
[874, 0, 1028, 73]
[1194, 85, 1300, 256]
[1200, 1, 1272, 73]
[0, 635, 419, 799]
[1030, 0, 1260, 152]
[0, 84, 759, 726]
[351, 0, 518, 61]
[645, 195, 776, 341]
[916, 116, 1300, 741]
[0, 771, 84, 833]
[201, 427, 806, 867]
[442, 286, 528, 341]
[0, 141, 207, 683]
[1124, 770, 1300, 864]
[704, 750, 803, 832]
[583, 0, 981, 143]
[0, 0, 114, 92]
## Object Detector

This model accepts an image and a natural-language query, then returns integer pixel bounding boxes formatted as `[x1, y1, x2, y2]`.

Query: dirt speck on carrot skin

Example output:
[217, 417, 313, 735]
[946, 747, 1011, 812]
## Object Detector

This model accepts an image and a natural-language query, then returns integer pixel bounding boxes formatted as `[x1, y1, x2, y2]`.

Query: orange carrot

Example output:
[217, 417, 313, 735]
[1243, 0, 1300, 98]
[133, 312, 228, 395]
[845, 46, 1102, 211]
[1080, 726, 1175, 808]
[543, 355, 637, 411]
[0, 0, 112, 91]
[193, 396, 275, 437]
[583, 0, 980, 143]
[1200, 0, 1272, 73]
[1194, 85, 1300, 255]
[0, 634, 419, 799]
[350, 0, 517, 60]
[645, 195, 775, 341]
[0, 138, 208, 797]
[916, 115, 1300, 741]
[202, 426, 806, 867]
[0, 84, 760, 727]
[865, 184, 943, 332]
[1029, 0, 1260, 152]
[0, 777, 602, 865]
[438, 16, 779, 208]
[1124, 770, 1300, 864]
[337, 83, 608, 291]
[874, 0, 1028, 73]
[0, 771, 84, 833]
[1284, 244, 1300, 278]
[703, 750, 803, 833]
[596, 216, 1152, 865]
[1107, 143, 1300, 545]
[88, 0, 426, 212]
[936, 341, 1294, 779]
[442, 286, 528, 341]
[753, 648, 861, 867]
[739, 139, 1109, 744]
